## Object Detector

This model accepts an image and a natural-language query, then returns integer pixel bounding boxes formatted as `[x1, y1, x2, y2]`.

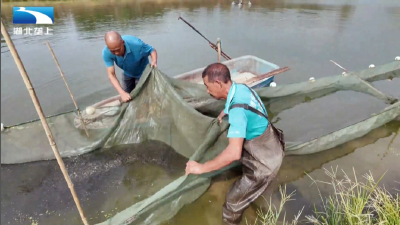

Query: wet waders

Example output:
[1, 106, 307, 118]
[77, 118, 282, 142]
[222, 84, 285, 225]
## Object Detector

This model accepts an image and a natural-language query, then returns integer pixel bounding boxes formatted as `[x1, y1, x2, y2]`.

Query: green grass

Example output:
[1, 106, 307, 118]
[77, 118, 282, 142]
[246, 167, 400, 225]
[245, 185, 303, 225]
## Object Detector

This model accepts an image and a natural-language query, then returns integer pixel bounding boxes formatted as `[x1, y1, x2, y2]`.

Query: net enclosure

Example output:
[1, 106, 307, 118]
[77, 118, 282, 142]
[1, 58, 399, 225]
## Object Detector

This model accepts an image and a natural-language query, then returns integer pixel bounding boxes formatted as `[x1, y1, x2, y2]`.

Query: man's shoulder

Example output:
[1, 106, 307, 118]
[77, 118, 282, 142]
[230, 84, 267, 118]
[102, 46, 112, 57]
[231, 84, 252, 104]
[225, 84, 249, 113]
[121, 35, 142, 45]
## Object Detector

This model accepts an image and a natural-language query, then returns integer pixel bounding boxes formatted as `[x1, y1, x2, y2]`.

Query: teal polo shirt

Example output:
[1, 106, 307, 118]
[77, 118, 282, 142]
[102, 35, 154, 78]
[224, 82, 269, 140]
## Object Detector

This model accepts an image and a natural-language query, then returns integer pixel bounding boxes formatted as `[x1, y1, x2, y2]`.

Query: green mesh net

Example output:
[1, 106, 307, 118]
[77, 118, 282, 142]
[1, 60, 399, 225]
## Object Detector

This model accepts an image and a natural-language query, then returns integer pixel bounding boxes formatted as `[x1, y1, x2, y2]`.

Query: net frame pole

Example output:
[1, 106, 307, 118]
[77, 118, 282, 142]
[178, 16, 232, 60]
[45, 41, 90, 137]
[330, 60, 395, 103]
[1, 19, 89, 225]
[217, 38, 221, 63]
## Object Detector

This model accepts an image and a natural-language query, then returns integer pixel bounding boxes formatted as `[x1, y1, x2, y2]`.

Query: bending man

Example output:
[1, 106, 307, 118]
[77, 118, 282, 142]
[102, 31, 157, 102]
[185, 63, 285, 225]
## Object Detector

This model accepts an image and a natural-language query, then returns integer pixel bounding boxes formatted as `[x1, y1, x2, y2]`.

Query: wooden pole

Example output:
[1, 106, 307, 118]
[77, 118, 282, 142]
[1, 19, 89, 225]
[178, 16, 231, 60]
[246, 66, 290, 85]
[330, 60, 349, 73]
[217, 38, 221, 63]
[329, 60, 390, 100]
[45, 41, 90, 137]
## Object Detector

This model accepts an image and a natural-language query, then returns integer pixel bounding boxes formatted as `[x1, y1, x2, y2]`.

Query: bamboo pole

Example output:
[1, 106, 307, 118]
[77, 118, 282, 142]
[178, 16, 231, 60]
[246, 66, 290, 85]
[217, 38, 221, 63]
[45, 41, 90, 137]
[1, 19, 89, 225]
[330, 60, 349, 72]
[329, 60, 390, 100]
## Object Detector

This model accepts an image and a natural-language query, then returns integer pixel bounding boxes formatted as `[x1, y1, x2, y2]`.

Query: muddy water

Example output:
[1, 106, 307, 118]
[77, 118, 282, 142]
[1, 141, 188, 225]
[1, 0, 400, 225]
[1, 122, 399, 225]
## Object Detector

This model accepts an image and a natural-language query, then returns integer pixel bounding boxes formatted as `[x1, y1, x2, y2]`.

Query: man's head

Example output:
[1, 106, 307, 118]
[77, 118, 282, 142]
[105, 31, 125, 56]
[202, 63, 232, 100]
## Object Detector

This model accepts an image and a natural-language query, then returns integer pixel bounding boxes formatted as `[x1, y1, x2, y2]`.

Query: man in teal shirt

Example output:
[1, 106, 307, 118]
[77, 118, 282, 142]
[185, 63, 285, 225]
[102, 31, 157, 102]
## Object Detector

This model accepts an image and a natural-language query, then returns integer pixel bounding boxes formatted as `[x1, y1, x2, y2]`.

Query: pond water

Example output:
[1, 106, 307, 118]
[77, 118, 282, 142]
[1, 0, 399, 224]
[1, 0, 400, 125]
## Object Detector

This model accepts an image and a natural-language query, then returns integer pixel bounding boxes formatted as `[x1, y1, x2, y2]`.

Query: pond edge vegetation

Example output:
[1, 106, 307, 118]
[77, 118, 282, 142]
[246, 166, 400, 225]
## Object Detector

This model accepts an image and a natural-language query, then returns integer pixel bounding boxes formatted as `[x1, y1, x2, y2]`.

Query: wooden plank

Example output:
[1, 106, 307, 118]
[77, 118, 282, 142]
[246, 67, 290, 85]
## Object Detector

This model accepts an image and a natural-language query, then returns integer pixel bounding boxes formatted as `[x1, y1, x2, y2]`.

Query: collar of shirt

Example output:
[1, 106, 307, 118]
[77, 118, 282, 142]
[224, 82, 237, 114]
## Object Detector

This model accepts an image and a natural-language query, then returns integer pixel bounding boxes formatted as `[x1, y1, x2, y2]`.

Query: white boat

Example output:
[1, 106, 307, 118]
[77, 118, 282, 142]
[86, 55, 286, 114]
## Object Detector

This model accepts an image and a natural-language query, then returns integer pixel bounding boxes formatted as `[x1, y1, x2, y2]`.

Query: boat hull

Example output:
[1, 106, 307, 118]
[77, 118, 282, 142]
[175, 55, 278, 87]
[91, 55, 279, 109]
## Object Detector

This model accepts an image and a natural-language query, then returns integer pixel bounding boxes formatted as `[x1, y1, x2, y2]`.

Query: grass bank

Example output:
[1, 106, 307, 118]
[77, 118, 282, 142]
[246, 167, 400, 225]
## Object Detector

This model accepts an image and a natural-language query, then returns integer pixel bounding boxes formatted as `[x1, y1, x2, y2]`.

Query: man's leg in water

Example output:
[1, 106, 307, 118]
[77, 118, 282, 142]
[222, 150, 282, 225]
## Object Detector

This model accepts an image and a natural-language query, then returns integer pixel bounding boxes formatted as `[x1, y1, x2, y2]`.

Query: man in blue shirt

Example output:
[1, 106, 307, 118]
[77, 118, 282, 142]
[185, 63, 285, 225]
[102, 31, 157, 102]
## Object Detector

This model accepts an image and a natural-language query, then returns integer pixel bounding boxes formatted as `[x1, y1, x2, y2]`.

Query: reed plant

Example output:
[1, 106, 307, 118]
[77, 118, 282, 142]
[246, 166, 400, 225]
[245, 185, 303, 225]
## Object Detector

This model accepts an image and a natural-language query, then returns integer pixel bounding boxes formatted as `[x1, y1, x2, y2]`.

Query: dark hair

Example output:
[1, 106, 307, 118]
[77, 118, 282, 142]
[201, 63, 231, 83]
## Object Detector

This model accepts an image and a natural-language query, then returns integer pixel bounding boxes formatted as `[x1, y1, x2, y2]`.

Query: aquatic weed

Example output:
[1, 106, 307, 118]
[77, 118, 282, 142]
[245, 185, 304, 225]
[245, 166, 399, 225]
[306, 166, 399, 225]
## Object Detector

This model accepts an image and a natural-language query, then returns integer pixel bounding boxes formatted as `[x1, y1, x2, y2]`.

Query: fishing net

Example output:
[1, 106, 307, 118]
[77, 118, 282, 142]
[1, 60, 399, 225]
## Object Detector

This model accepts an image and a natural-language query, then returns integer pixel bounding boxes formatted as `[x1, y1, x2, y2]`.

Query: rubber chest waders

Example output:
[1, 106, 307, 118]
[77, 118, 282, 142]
[222, 84, 285, 225]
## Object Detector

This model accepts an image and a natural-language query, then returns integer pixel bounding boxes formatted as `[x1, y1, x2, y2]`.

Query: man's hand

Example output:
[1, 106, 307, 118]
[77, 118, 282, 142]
[187, 138, 243, 175]
[150, 49, 157, 68]
[185, 161, 204, 175]
[120, 91, 132, 102]
[217, 110, 226, 123]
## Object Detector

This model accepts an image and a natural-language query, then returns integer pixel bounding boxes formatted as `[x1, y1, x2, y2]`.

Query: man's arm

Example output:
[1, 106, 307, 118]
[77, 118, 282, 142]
[106, 66, 131, 102]
[138, 38, 157, 67]
[106, 66, 124, 94]
[206, 138, 243, 171]
[186, 108, 247, 175]
[185, 138, 243, 175]
[103, 48, 131, 102]
[217, 109, 226, 123]
[150, 48, 157, 67]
